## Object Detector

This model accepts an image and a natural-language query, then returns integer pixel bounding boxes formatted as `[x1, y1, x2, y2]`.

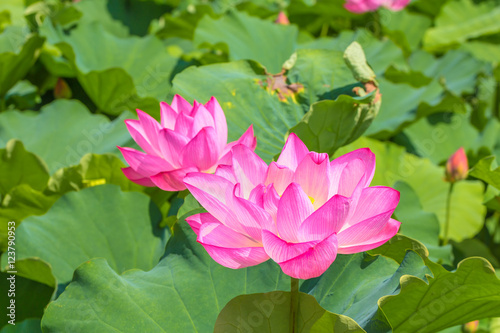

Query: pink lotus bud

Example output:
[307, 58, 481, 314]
[344, 0, 410, 13]
[119, 95, 256, 191]
[445, 147, 468, 183]
[463, 321, 479, 333]
[184, 134, 400, 279]
[54, 78, 72, 99]
[275, 11, 290, 25]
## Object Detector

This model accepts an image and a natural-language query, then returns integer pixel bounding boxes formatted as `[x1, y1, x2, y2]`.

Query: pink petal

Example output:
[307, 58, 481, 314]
[230, 144, 268, 198]
[150, 167, 196, 191]
[180, 127, 220, 171]
[220, 125, 257, 162]
[248, 184, 266, 206]
[385, 0, 410, 11]
[262, 230, 338, 279]
[185, 212, 218, 236]
[298, 195, 350, 242]
[121, 167, 155, 187]
[204, 97, 228, 150]
[118, 146, 172, 176]
[191, 101, 216, 137]
[277, 133, 309, 171]
[263, 185, 280, 228]
[348, 186, 400, 226]
[276, 183, 314, 243]
[170, 94, 192, 114]
[265, 162, 294, 196]
[214, 164, 237, 183]
[184, 173, 249, 235]
[124, 119, 158, 155]
[136, 109, 162, 153]
[337, 218, 401, 254]
[158, 129, 190, 168]
[160, 101, 178, 130]
[232, 188, 273, 241]
[198, 221, 261, 248]
[202, 244, 269, 269]
[329, 148, 375, 198]
[174, 112, 194, 137]
[337, 213, 400, 251]
[344, 0, 382, 13]
[294, 152, 330, 208]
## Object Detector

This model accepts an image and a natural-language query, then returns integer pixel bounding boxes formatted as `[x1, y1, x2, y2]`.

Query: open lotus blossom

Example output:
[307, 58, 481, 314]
[344, 0, 410, 13]
[118, 95, 256, 191]
[184, 133, 401, 279]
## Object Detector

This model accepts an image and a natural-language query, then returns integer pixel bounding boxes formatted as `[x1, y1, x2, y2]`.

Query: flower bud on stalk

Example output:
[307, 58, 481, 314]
[445, 147, 468, 183]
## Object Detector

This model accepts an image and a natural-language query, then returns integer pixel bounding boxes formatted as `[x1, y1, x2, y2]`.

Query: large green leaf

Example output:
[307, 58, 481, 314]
[287, 48, 357, 106]
[171, 60, 304, 162]
[214, 292, 365, 333]
[298, 29, 406, 75]
[423, 0, 500, 52]
[364, 78, 447, 138]
[406, 50, 484, 96]
[194, 10, 298, 73]
[46, 153, 143, 195]
[470, 155, 500, 190]
[301, 251, 430, 332]
[393, 182, 452, 265]
[0, 99, 133, 173]
[0, 185, 56, 250]
[379, 257, 500, 332]
[335, 137, 486, 242]
[289, 93, 379, 155]
[41, 20, 188, 115]
[41, 222, 290, 332]
[380, 8, 431, 55]
[0, 185, 169, 283]
[0, 259, 55, 328]
[0, 140, 49, 196]
[0, 27, 44, 98]
[0, 319, 41, 333]
[404, 113, 500, 165]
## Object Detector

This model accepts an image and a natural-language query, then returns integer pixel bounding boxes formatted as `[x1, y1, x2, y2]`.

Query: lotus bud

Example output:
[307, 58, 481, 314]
[445, 147, 468, 183]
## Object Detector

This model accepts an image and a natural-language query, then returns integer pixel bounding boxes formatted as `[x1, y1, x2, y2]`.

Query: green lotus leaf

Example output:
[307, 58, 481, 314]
[424, 0, 500, 52]
[0, 140, 49, 196]
[194, 10, 298, 73]
[0, 26, 44, 98]
[214, 292, 365, 333]
[0, 185, 169, 283]
[0, 99, 134, 173]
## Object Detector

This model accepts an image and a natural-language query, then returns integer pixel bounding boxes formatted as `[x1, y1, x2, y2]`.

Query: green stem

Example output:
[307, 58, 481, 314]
[443, 182, 455, 246]
[0, 97, 5, 112]
[320, 23, 329, 38]
[373, 11, 382, 39]
[494, 79, 500, 121]
[290, 277, 299, 333]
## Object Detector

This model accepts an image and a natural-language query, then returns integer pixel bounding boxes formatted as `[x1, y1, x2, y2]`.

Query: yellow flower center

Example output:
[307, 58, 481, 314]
[308, 196, 315, 204]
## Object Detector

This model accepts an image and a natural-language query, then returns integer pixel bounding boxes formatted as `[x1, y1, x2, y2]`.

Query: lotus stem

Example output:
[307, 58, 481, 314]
[494, 79, 500, 120]
[443, 182, 455, 246]
[290, 277, 299, 333]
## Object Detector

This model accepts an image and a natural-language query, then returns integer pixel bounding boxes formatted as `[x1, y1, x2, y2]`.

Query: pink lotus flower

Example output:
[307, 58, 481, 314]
[344, 0, 410, 13]
[118, 95, 256, 191]
[184, 134, 401, 279]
